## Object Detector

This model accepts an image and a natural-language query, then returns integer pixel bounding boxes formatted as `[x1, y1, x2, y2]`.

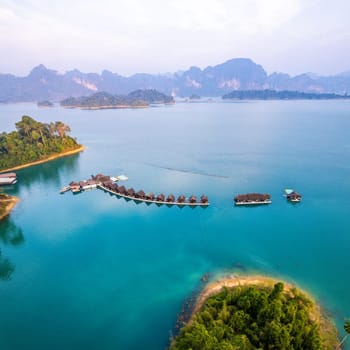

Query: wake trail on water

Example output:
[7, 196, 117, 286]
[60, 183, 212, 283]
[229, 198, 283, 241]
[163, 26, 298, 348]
[145, 163, 230, 179]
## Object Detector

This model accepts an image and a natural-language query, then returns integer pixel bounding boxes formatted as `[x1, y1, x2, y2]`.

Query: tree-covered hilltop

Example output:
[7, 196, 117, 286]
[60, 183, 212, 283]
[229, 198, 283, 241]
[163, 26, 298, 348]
[170, 282, 338, 350]
[60, 89, 174, 109]
[0, 116, 81, 171]
[222, 89, 350, 100]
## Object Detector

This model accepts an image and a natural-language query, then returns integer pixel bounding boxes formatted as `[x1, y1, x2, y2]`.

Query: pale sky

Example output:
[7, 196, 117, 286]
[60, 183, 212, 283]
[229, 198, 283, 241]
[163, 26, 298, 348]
[1, 0, 349, 77]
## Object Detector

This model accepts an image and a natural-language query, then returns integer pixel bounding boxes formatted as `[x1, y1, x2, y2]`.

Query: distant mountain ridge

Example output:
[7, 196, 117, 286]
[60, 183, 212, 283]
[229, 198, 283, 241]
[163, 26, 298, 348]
[1, 58, 350, 102]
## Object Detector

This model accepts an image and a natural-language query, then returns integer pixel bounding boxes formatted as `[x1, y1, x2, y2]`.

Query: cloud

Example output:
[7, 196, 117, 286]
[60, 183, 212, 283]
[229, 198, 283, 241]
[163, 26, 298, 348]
[0, 0, 349, 75]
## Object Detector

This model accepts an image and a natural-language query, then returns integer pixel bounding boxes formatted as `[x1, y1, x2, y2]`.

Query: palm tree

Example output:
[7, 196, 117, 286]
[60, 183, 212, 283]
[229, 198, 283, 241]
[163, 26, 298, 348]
[336, 319, 350, 349]
[55, 121, 71, 138]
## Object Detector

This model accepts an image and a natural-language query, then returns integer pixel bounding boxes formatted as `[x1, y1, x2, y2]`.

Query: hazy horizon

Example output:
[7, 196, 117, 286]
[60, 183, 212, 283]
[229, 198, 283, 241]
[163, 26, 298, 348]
[1, 0, 349, 77]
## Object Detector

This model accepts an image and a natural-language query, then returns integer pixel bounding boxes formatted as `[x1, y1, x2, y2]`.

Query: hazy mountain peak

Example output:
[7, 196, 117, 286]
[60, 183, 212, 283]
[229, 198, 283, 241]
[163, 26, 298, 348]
[1, 58, 349, 102]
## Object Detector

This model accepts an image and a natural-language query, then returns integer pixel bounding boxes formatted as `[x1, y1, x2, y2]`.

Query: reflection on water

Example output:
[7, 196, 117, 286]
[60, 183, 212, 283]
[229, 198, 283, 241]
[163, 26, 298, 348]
[10, 153, 81, 194]
[0, 218, 24, 281]
[146, 162, 230, 179]
[0, 252, 14, 281]
[0, 218, 24, 246]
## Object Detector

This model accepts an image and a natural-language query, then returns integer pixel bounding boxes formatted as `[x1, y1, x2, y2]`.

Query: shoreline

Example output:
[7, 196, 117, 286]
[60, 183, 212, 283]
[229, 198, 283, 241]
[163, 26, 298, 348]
[62, 105, 149, 110]
[0, 196, 19, 221]
[0, 145, 85, 173]
[189, 274, 339, 349]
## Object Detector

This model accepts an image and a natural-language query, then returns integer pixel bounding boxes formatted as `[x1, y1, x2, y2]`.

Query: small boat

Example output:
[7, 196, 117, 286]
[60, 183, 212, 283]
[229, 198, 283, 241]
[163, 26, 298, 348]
[60, 185, 71, 194]
[0, 172, 17, 185]
[116, 174, 128, 181]
[284, 189, 302, 203]
[234, 193, 271, 206]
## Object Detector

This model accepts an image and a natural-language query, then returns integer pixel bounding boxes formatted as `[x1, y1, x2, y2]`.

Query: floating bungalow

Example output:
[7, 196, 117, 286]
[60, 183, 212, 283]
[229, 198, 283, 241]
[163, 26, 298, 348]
[156, 193, 165, 202]
[234, 193, 271, 205]
[127, 187, 136, 197]
[200, 195, 209, 204]
[284, 189, 302, 203]
[118, 185, 127, 195]
[189, 195, 197, 204]
[177, 195, 186, 203]
[145, 192, 155, 201]
[166, 194, 175, 203]
[135, 190, 146, 199]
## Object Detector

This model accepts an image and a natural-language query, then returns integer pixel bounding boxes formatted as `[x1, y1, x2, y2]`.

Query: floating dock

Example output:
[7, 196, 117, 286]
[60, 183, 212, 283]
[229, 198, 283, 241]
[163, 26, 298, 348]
[234, 193, 271, 206]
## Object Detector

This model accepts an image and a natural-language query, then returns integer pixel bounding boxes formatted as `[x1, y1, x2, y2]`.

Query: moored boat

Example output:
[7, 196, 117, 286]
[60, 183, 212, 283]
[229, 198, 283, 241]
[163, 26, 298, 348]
[60, 185, 71, 194]
[0, 172, 17, 185]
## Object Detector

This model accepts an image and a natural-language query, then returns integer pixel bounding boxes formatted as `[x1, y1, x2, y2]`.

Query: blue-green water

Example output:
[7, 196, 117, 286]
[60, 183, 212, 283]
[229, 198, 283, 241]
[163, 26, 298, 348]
[1, 100, 350, 349]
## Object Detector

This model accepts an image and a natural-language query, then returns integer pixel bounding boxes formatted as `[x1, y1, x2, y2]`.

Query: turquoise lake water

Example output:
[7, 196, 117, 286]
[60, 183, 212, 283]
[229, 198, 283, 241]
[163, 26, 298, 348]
[0, 100, 350, 349]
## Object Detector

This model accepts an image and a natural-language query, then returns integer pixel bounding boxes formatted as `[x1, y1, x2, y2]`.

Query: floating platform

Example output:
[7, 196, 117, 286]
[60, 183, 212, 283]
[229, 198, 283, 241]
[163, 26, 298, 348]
[234, 193, 271, 206]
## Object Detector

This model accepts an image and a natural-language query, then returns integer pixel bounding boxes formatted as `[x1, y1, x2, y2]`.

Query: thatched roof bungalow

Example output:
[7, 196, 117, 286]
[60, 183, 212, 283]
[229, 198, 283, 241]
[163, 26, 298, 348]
[156, 193, 165, 202]
[234, 193, 271, 203]
[177, 195, 186, 203]
[135, 190, 146, 199]
[110, 183, 119, 192]
[166, 194, 175, 203]
[286, 191, 301, 201]
[200, 195, 209, 203]
[118, 185, 126, 195]
[189, 195, 197, 203]
[145, 192, 155, 200]
[93, 174, 110, 183]
[127, 188, 136, 197]
[102, 180, 113, 188]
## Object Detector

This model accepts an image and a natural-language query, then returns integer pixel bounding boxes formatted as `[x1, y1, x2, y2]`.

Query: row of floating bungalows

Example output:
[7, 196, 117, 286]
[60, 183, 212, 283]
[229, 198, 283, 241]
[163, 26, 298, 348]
[100, 180, 209, 205]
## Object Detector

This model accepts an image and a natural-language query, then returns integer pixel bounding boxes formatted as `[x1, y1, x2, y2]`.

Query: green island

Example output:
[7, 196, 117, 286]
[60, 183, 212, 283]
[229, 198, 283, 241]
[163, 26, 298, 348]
[170, 276, 339, 350]
[60, 89, 174, 109]
[37, 100, 54, 107]
[0, 115, 83, 172]
[222, 89, 350, 100]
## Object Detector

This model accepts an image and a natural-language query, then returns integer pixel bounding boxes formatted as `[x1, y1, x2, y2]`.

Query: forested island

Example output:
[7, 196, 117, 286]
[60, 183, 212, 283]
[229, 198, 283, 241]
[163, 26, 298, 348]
[60, 89, 174, 109]
[37, 100, 54, 107]
[0, 116, 83, 171]
[222, 89, 350, 100]
[170, 276, 339, 350]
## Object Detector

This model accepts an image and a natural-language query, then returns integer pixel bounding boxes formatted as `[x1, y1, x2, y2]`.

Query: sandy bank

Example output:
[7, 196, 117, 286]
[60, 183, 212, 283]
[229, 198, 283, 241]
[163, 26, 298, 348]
[0, 145, 85, 173]
[190, 274, 339, 349]
[0, 196, 19, 221]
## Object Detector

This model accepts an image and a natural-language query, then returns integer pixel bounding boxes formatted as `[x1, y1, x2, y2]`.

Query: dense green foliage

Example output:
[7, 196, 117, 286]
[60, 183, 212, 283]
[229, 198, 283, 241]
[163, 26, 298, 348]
[170, 283, 325, 350]
[222, 89, 350, 100]
[0, 116, 80, 170]
[60, 89, 174, 108]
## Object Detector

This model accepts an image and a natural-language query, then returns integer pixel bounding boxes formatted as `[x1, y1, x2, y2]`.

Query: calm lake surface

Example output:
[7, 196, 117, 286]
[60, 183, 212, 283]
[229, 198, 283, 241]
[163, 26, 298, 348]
[1, 100, 350, 350]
